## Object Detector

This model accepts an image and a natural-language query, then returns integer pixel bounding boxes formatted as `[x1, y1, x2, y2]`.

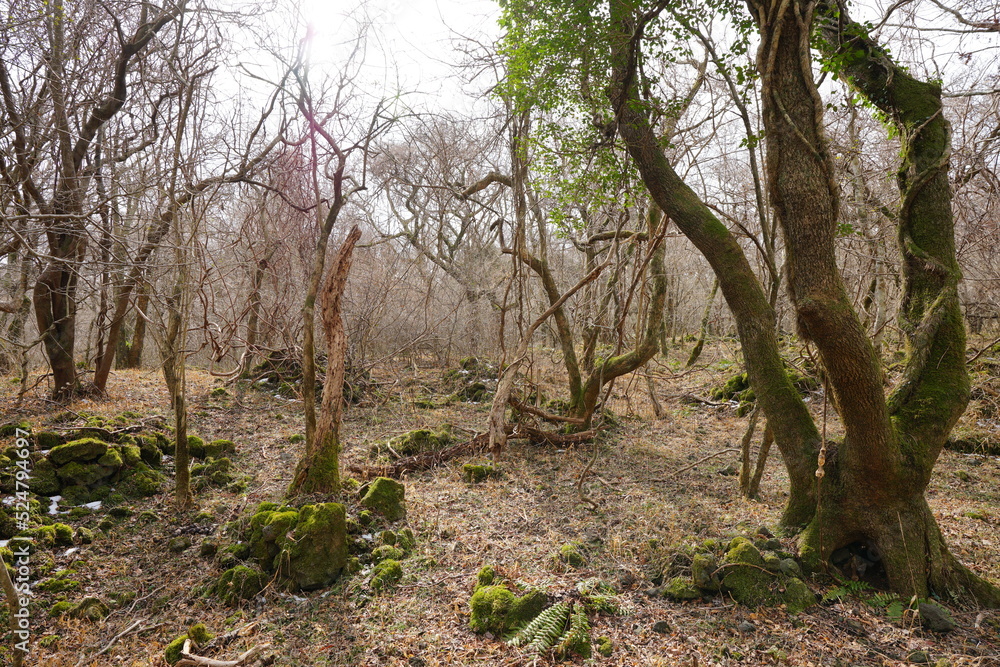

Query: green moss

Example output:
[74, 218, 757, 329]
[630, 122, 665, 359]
[462, 463, 500, 483]
[555, 542, 586, 568]
[137, 439, 162, 467]
[662, 576, 703, 601]
[30, 458, 61, 496]
[49, 601, 73, 617]
[596, 636, 613, 657]
[35, 432, 63, 450]
[288, 434, 305, 444]
[119, 445, 143, 467]
[164, 635, 188, 665]
[721, 538, 815, 612]
[210, 566, 267, 606]
[69, 597, 109, 621]
[55, 460, 116, 487]
[281, 503, 348, 591]
[190, 457, 235, 490]
[96, 448, 123, 469]
[370, 558, 403, 591]
[204, 439, 236, 459]
[36, 577, 80, 593]
[187, 623, 213, 644]
[476, 565, 496, 590]
[374, 426, 453, 458]
[0, 421, 30, 437]
[469, 585, 547, 635]
[49, 438, 109, 466]
[371, 545, 405, 562]
[118, 464, 165, 498]
[360, 477, 406, 522]
[187, 435, 206, 459]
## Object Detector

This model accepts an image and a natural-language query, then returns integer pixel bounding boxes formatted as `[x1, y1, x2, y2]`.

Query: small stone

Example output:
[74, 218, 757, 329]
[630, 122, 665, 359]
[779, 558, 802, 578]
[168, 535, 193, 553]
[652, 620, 671, 634]
[954, 470, 970, 481]
[199, 539, 219, 557]
[717, 464, 738, 476]
[918, 602, 956, 633]
[907, 650, 932, 664]
[737, 621, 756, 634]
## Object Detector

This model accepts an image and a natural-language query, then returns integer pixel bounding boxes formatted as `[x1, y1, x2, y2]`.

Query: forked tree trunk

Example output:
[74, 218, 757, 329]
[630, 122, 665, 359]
[749, 0, 998, 603]
[289, 226, 361, 495]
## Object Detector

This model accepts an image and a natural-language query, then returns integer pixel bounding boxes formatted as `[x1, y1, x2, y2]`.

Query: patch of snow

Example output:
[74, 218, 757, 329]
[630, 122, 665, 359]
[48, 495, 63, 515]
[0, 540, 8, 548]
[82, 501, 102, 510]
[63, 547, 79, 557]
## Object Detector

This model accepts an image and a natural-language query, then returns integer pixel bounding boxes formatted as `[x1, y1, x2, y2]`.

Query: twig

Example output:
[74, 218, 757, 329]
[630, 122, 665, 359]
[176, 643, 270, 667]
[73, 619, 147, 666]
[658, 448, 741, 480]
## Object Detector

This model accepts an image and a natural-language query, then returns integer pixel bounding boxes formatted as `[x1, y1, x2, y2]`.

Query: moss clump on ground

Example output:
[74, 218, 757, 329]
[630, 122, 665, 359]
[190, 457, 236, 490]
[282, 503, 348, 591]
[371, 426, 453, 459]
[360, 477, 406, 521]
[210, 566, 267, 606]
[554, 542, 587, 568]
[370, 558, 403, 591]
[69, 597, 109, 621]
[462, 463, 500, 483]
[49, 438, 109, 466]
[119, 463, 166, 498]
[661, 576, 703, 601]
[204, 439, 236, 459]
[475, 565, 496, 590]
[469, 585, 547, 636]
[187, 435, 206, 459]
[49, 601, 73, 617]
[35, 431, 62, 450]
[721, 537, 815, 613]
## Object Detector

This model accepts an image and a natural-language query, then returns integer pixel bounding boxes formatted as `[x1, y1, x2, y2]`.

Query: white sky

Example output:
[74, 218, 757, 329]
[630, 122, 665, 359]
[299, 0, 502, 111]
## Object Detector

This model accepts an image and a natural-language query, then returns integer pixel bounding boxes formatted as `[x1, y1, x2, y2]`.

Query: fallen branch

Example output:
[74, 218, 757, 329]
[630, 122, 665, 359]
[658, 448, 740, 480]
[176, 639, 270, 667]
[347, 425, 598, 479]
[509, 397, 587, 424]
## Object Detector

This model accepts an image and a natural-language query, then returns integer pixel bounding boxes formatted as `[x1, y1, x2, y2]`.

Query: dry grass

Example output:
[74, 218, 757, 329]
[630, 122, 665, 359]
[1, 346, 999, 667]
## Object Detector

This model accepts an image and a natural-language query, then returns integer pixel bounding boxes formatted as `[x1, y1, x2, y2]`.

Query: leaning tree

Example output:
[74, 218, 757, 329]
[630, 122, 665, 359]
[500, 0, 1000, 604]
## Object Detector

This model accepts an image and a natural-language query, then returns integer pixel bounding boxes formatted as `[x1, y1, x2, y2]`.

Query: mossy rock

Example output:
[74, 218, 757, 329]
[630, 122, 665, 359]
[468, 585, 547, 635]
[661, 576, 703, 601]
[35, 432, 63, 450]
[164, 624, 214, 665]
[721, 538, 814, 613]
[596, 636, 614, 657]
[0, 421, 30, 437]
[0, 508, 15, 540]
[137, 439, 163, 467]
[462, 463, 500, 483]
[370, 558, 403, 591]
[187, 435, 206, 459]
[371, 545, 405, 563]
[692, 552, 721, 591]
[36, 577, 81, 593]
[49, 438, 109, 466]
[119, 464, 166, 498]
[69, 597, 110, 621]
[118, 444, 143, 468]
[31, 523, 74, 548]
[360, 477, 406, 522]
[30, 458, 61, 496]
[61, 485, 94, 506]
[210, 566, 268, 606]
[49, 600, 73, 617]
[454, 381, 490, 402]
[204, 439, 236, 459]
[249, 508, 299, 568]
[56, 460, 118, 487]
[555, 542, 587, 568]
[475, 565, 496, 591]
[376, 426, 453, 458]
[191, 457, 235, 490]
[169, 536, 193, 553]
[281, 503, 348, 591]
[96, 447, 123, 469]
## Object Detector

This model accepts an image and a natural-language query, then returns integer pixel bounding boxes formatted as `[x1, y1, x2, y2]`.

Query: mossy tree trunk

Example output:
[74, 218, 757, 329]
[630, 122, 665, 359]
[289, 227, 361, 496]
[608, 0, 822, 528]
[747, 0, 998, 603]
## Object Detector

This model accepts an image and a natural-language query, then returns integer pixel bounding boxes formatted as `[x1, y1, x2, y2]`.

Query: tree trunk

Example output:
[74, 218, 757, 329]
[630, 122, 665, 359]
[747, 0, 999, 603]
[608, 0, 822, 528]
[289, 227, 361, 496]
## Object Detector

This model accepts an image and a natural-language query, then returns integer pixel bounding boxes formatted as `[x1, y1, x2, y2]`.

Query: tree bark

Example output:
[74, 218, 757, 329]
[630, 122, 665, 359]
[608, 0, 822, 527]
[289, 226, 361, 496]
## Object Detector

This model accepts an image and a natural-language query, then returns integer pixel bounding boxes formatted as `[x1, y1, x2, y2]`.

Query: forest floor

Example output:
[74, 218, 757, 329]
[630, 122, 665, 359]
[2, 342, 999, 667]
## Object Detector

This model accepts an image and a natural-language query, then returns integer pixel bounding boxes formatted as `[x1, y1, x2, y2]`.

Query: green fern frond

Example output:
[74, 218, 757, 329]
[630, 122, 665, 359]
[554, 605, 592, 659]
[508, 602, 569, 649]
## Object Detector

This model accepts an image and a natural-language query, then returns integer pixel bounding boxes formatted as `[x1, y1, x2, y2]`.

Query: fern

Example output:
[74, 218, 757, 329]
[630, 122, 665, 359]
[822, 578, 872, 602]
[554, 605, 592, 659]
[508, 602, 569, 649]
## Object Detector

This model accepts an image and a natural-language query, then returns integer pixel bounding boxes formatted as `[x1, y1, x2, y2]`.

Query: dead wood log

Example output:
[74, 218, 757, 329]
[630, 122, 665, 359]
[347, 425, 598, 479]
[176, 639, 270, 667]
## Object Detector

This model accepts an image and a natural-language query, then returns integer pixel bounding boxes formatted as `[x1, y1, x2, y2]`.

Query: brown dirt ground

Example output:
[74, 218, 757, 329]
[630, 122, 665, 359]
[1, 344, 999, 667]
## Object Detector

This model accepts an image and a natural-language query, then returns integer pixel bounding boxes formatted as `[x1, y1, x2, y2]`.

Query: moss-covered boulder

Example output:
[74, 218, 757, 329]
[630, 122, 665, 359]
[469, 585, 547, 635]
[69, 597, 110, 621]
[119, 463, 165, 498]
[210, 566, 268, 606]
[35, 431, 63, 450]
[249, 506, 299, 569]
[370, 558, 403, 591]
[360, 477, 406, 522]
[661, 576, 703, 601]
[374, 426, 453, 458]
[281, 503, 348, 591]
[462, 463, 500, 483]
[30, 458, 61, 496]
[191, 457, 236, 490]
[187, 435, 206, 459]
[692, 552, 721, 592]
[204, 439, 236, 459]
[137, 439, 163, 467]
[49, 438, 109, 466]
[56, 460, 116, 487]
[721, 538, 814, 613]
[371, 545, 405, 563]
